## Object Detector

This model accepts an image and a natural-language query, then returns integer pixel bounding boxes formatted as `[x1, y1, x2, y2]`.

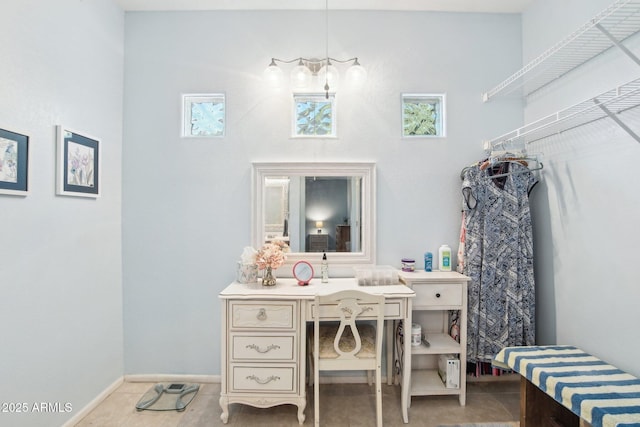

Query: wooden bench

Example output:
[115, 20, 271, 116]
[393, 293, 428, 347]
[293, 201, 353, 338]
[493, 345, 640, 427]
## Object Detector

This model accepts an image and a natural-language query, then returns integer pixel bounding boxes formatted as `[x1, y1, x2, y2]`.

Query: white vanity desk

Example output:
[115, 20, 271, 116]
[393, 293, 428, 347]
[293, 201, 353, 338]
[219, 277, 416, 424]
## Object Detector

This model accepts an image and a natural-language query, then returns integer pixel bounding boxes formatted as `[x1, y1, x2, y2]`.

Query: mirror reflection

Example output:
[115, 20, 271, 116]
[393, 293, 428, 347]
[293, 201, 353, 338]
[263, 176, 362, 253]
[252, 162, 375, 267]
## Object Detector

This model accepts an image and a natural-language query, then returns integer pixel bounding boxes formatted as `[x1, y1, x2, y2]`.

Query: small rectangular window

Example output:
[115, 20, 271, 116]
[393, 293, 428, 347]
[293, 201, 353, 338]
[292, 93, 337, 138]
[402, 93, 446, 138]
[182, 94, 225, 138]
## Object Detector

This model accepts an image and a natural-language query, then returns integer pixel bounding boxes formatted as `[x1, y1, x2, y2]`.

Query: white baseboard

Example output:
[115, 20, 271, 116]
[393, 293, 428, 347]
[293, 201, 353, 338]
[124, 374, 220, 383]
[61, 376, 124, 427]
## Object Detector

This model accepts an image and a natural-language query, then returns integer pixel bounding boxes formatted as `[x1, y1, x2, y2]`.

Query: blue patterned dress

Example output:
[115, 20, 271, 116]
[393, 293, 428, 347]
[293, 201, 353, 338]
[461, 162, 537, 363]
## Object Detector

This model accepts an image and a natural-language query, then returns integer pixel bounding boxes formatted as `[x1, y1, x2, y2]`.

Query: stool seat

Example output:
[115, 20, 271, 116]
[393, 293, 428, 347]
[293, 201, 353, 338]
[315, 324, 376, 359]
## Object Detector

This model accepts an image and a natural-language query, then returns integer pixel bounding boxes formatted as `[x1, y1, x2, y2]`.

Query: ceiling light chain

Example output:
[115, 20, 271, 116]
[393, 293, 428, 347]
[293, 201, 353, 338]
[324, 0, 330, 98]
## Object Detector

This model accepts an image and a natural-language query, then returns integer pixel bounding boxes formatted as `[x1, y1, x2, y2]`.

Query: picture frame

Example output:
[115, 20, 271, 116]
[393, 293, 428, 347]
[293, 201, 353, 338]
[0, 127, 29, 196]
[56, 126, 101, 198]
[402, 93, 446, 138]
[182, 93, 226, 138]
[292, 93, 337, 138]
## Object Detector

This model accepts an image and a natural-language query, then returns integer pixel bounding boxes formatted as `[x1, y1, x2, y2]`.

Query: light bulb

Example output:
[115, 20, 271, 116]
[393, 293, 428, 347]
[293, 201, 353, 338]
[291, 60, 312, 89]
[346, 60, 367, 88]
[319, 62, 339, 91]
[263, 61, 283, 88]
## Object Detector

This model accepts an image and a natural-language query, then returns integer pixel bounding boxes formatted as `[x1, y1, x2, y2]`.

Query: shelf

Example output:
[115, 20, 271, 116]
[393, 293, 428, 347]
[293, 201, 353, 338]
[411, 333, 461, 355]
[410, 370, 461, 396]
[489, 77, 640, 147]
[483, 0, 640, 102]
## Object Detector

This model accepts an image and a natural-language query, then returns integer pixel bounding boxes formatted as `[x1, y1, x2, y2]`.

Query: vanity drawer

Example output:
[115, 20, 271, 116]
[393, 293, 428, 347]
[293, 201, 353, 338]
[412, 283, 462, 307]
[230, 302, 296, 330]
[232, 334, 296, 361]
[231, 364, 296, 393]
[309, 300, 401, 319]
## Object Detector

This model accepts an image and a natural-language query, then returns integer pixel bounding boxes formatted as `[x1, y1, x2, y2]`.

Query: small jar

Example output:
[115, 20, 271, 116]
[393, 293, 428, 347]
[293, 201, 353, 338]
[411, 323, 422, 346]
[401, 258, 415, 272]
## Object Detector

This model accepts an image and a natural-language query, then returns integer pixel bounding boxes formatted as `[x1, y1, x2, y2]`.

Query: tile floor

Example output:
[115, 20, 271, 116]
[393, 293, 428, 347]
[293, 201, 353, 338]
[74, 379, 520, 426]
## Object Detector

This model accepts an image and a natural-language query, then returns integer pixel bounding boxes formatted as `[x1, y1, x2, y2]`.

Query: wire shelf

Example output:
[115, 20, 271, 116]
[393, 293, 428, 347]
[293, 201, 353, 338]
[482, 0, 640, 102]
[489, 77, 640, 147]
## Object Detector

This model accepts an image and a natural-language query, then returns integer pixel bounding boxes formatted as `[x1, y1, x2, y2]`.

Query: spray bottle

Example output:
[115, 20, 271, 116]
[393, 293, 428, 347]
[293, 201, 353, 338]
[321, 252, 329, 283]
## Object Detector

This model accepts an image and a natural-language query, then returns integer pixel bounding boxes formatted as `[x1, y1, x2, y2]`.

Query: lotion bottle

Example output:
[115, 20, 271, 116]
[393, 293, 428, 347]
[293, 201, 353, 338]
[321, 252, 329, 283]
[438, 245, 452, 271]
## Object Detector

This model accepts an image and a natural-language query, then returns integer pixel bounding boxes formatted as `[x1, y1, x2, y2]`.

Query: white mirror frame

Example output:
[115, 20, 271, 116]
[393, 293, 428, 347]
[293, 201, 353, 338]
[252, 162, 376, 270]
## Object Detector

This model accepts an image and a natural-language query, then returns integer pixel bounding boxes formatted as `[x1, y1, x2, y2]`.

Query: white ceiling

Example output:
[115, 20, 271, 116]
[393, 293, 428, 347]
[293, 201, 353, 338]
[114, 0, 534, 13]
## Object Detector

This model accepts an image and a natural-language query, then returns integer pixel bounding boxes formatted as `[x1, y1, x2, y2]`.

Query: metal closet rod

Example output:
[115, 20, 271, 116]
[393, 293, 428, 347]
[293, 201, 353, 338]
[488, 78, 640, 149]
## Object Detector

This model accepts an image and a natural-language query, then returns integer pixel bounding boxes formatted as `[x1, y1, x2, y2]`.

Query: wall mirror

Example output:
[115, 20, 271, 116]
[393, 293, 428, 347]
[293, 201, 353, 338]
[252, 162, 376, 268]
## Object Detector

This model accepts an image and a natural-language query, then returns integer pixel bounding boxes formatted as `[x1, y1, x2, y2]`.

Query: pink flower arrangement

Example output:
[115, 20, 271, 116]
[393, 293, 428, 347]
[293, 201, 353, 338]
[255, 240, 290, 270]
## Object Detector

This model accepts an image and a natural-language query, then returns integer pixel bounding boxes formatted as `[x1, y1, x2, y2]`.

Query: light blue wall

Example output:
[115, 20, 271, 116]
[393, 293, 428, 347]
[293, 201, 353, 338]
[13, 1, 637, 421]
[0, 0, 124, 426]
[122, 10, 523, 374]
[523, 0, 640, 376]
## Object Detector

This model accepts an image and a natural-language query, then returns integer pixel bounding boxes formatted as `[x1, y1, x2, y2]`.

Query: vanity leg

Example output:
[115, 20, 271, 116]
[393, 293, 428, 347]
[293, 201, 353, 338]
[297, 399, 306, 425]
[386, 320, 393, 385]
[219, 395, 229, 424]
[401, 305, 412, 423]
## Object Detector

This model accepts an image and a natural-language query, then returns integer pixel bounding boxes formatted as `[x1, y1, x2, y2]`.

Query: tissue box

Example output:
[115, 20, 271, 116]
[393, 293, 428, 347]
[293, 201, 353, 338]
[438, 354, 460, 389]
[237, 262, 258, 284]
[355, 266, 398, 286]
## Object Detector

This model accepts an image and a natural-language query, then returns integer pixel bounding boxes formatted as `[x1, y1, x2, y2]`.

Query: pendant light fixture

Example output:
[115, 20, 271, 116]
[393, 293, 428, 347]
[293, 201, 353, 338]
[263, 0, 366, 95]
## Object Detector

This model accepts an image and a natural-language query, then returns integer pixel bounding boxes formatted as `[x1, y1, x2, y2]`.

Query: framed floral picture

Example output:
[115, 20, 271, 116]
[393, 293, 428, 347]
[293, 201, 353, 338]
[56, 126, 101, 198]
[402, 93, 446, 138]
[0, 127, 29, 196]
[292, 93, 336, 138]
[182, 93, 226, 137]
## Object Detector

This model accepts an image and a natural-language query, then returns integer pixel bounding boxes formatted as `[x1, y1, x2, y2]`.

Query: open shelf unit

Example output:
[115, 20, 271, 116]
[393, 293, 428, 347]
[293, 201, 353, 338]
[396, 271, 470, 417]
[490, 77, 640, 148]
[410, 370, 463, 396]
[412, 333, 461, 355]
[485, 0, 640, 149]
[482, 0, 640, 102]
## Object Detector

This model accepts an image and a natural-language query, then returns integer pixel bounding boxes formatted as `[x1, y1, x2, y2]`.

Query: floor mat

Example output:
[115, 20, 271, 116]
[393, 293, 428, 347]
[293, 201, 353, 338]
[135, 383, 199, 412]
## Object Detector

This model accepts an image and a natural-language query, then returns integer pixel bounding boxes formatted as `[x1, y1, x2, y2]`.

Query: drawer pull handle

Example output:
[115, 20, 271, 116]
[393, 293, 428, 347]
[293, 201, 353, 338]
[435, 293, 441, 298]
[246, 374, 280, 385]
[257, 308, 267, 321]
[246, 343, 281, 354]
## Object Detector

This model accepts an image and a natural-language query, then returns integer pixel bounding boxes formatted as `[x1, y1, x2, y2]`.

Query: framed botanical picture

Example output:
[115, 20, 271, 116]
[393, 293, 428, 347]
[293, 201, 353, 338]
[56, 126, 101, 198]
[292, 93, 336, 138]
[402, 93, 446, 138]
[0, 128, 29, 196]
[182, 93, 226, 137]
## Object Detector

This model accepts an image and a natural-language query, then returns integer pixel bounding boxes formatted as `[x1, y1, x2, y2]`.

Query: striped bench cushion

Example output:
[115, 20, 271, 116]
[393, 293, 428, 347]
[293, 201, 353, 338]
[493, 345, 640, 427]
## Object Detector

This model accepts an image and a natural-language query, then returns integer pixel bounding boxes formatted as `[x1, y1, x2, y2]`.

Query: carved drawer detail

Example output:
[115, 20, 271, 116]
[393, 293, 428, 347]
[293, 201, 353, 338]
[230, 302, 295, 329]
[231, 334, 295, 361]
[231, 365, 296, 393]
